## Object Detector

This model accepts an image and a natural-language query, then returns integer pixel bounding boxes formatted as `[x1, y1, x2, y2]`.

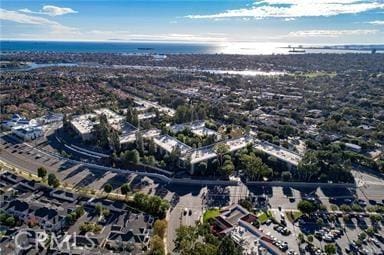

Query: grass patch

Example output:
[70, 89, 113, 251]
[257, 211, 270, 224]
[203, 208, 220, 222]
[286, 210, 303, 222]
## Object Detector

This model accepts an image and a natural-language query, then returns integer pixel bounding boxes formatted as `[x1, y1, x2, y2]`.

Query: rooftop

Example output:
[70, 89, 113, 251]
[190, 136, 253, 164]
[253, 139, 302, 166]
[153, 135, 191, 155]
[94, 108, 125, 124]
[70, 113, 98, 135]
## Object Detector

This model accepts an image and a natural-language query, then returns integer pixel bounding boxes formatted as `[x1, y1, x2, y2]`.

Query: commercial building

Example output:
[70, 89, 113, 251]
[1, 114, 30, 129]
[11, 125, 44, 141]
[70, 113, 99, 141]
[70, 109, 138, 143]
[212, 204, 283, 255]
[94, 108, 125, 130]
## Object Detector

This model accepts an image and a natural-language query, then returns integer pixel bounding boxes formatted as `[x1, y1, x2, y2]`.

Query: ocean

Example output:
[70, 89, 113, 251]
[0, 40, 383, 55]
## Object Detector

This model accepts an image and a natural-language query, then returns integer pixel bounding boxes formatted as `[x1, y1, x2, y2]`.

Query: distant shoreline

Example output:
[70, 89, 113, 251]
[1, 40, 383, 55]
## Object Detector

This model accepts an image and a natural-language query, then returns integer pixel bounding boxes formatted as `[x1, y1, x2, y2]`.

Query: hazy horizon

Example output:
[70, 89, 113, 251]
[1, 0, 384, 44]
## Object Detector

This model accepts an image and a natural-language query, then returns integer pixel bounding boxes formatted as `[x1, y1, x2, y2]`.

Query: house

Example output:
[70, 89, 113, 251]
[18, 179, 38, 191]
[344, 143, 362, 153]
[5, 199, 29, 219]
[49, 190, 77, 202]
[1, 172, 20, 184]
[86, 197, 127, 213]
[105, 213, 152, 253]
[30, 207, 66, 232]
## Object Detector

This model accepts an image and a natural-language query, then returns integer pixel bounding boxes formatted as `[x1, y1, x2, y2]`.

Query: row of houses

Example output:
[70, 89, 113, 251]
[0, 171, 154, 255]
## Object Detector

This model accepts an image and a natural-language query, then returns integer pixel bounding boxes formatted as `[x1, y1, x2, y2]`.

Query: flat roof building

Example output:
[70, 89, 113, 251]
[253, 140, 302, 168]
[189, 136, 253, 173]
[11, 125, 44, 141]
[94, 108, 125, 130]
[344, 142, 362, 153]
[70, 113, 98, 141]
[153, 135, 192, 155]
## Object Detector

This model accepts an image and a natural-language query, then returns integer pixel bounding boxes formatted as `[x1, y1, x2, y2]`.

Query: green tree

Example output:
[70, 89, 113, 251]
[240, 153, 272, 181]
[109, 129, 121, 152]
[94, 114, 110, 148]
[149, 235, 165, 255]
[74, 206, 85, 218]
[197, 162, 208, 176]
[297, 200, 318, 215]
[366, 227, 375, 236]
[358, 232, 366, 241]
[95, 204, 110, 217]
[5, 216, 16, 227]
[104, 183, 113, 193]
[37, 167, 47, 179]
[339, 204, 351, 212]
[121, 149, 140, 164]
[120, 183, 131, 195]
[47, 173, 60, 188]
[220, 159, 234, 178]
[324, 244, 336, 254]
[126, 107, 139, 127]
[297, 151, 320, 182]
[62, 113, 70, 130]
[215, 143, 230, 167]
[218, 235, 241, 255]
[154, 219, 167, 239]
[135, 131, 144, 154]
[174, 225, 198, 254]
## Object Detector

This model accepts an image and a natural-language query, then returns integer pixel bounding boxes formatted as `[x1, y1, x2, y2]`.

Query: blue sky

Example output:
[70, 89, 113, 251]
[1, 0, 383, 44]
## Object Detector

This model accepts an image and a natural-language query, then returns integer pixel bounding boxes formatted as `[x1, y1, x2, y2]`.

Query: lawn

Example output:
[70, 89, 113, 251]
[257, 211, 270, 224]
[203, 208, 220, 222]
[286, 210, 303, 222]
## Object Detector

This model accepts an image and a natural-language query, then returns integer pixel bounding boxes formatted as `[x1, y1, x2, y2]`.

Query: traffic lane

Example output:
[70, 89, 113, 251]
[166, 186, 205, 252]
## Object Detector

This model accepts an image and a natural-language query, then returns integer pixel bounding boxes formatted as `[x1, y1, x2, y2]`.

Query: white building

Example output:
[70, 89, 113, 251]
[170, 121, 220, 139]
[70, 113, 98, 141]
[189, 136, 253, 174]
[11, 125, 44, 141]
[153, 135, 192, 155]
[253, 139, 302, 169]
[344, 143, 362, 153]
[1, 114, 30, 129]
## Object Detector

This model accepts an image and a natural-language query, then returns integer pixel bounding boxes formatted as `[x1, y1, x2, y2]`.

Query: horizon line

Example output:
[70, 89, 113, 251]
[1, 39, 384, 46]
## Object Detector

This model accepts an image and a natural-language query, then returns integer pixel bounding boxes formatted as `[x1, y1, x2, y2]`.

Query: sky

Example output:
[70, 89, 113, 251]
[1, 0, 384, 44]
